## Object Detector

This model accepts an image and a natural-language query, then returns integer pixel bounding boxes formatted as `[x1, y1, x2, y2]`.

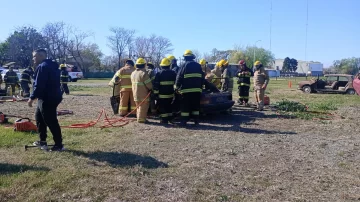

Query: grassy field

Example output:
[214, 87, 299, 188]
[1, 78, 359, 202]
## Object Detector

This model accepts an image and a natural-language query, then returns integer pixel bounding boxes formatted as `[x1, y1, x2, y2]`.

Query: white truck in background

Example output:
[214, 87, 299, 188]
[64, 64, 83, 82]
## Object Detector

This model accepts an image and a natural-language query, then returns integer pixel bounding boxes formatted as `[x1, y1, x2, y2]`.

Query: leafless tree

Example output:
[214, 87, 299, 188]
[107, 27, 135, 68]
[191, 49, 202, 62]
[152, 35, 173, 66]
[42, 22, 70, 62]
[67, 29, 92, 73]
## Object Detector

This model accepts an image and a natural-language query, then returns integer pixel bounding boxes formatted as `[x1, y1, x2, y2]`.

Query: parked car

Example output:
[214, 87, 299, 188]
[66, 66, 83, 82]
[298, 74, 357, 95]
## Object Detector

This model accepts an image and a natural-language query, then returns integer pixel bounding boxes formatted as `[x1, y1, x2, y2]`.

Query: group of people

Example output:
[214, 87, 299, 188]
[0, 63, 71, 97]
[110, 49, 270, 126]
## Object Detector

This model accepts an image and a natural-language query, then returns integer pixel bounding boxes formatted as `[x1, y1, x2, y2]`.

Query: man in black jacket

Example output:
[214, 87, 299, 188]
[153, 58, 177, 124]
[20, 66, 34, 97]
[28, 49, 64, 151]
[175, 50, 205, 126]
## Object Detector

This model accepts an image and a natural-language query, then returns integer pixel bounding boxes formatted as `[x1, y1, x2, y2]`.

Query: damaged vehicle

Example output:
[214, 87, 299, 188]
[298, 74, 358, 95]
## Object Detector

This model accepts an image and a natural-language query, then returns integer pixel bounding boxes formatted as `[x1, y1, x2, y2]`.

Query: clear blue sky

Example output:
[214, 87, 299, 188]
[1, 0, 359, 67]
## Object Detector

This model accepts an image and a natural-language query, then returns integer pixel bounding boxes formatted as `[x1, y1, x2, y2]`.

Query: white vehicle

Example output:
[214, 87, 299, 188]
[67, 71, 83, 82]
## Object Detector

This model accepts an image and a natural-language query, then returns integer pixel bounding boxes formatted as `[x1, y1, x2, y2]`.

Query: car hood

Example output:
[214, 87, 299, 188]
[298, 80, 314, 86]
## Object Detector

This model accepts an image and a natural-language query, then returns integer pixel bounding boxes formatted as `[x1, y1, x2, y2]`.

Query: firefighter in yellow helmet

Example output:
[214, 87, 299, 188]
[199, 59, 211, 74]
[175, 50, 205, 126]
[117, 59, 136, 116]
[253, 61, 269, 111]
[146, 62, 157, 115]
[220, 60, 234, 93]
[153, 58, 177, 124]
[131, 58, 153, 123]
[59, 64, 70, 95]
[211, 60, 224, 89]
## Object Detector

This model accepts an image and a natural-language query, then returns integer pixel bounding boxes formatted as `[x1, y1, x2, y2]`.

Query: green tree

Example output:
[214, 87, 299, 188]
[229, 46, 274, 67]
[0, 41, 9, 66]
[290, 58, 298, 72]
[6, 26, 46, 68]
[282, 57, 291, 72]
[332, 57, 360, 75]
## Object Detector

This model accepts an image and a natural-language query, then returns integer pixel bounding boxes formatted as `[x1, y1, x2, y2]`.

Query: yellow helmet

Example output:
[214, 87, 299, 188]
[183, 49, 194, 57]
[199, 59, 206, 66]
[59, 64, 66, 69]
[160, 58, 171, 67]
[136, 58, 146, 65]
[254, 61, 262, 66]
[167, 55, 175, 61]
[218, 59, 225, 67]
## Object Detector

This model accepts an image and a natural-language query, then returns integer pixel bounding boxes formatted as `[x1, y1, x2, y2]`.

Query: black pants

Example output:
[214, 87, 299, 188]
[158, 98, 173, 122]
[20, 81, 30, 97]
[172, 93, 181, 113]
[35, 99, 63, 146]
[5, 84, 16, 94]
[61, 83, 69, 95]
[238, 86, 250, 104]
[181, 92, 201, 123]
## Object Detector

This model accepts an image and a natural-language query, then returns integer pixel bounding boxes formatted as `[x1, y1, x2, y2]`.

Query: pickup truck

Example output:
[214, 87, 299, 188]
[66, 67, 83, 82]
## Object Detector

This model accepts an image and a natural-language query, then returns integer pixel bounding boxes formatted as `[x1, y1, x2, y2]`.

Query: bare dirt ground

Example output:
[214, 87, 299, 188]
[1, 80, 360, 202]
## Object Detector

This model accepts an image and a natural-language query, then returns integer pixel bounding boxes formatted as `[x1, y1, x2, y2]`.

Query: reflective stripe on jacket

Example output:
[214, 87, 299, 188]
[131, 68, 153, 101]
[118, 65, 135, 92]
[153, 68, 177, 99]
[175, 60, 205, 94]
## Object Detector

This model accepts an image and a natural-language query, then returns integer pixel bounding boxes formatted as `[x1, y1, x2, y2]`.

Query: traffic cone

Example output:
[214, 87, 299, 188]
[288, 81, 292, 88]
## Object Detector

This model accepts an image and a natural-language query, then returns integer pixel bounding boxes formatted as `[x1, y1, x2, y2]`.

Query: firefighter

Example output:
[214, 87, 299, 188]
[221, 60, 234, 93]
[199, 59, 211, 74]
[175, 50, 204, 126]
[146, 62, 157, 115]
[131, 58, 153, 123]
[236, 60, 253, 105]
[4, 66, 19, 95]
[211, 60, 224, 89]
[59, 64, 70, 95]
[253, 61, 269, 111]
[169, 55, 181, 74]
[153, 58, 177, 124]
[20, 66, 34, 97]
[118, 59, 136, 116]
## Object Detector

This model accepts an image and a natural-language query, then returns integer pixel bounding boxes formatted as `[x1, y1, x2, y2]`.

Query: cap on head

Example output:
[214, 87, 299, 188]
[199, 59, 206, 66]
[254, 61, 262, 66]
[160, 58, 171, 67]
[125, 59, 135, 66]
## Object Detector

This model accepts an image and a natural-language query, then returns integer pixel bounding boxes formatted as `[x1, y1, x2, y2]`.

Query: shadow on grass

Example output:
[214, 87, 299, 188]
[173, 108, 297, 135]
[0, 163, 50, 174]
[69, 150, 168, 169]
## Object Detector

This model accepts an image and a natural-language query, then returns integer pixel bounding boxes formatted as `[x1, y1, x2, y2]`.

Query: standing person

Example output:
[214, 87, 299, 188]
[59, 64, 70, 95]
[199, 59, 211, 73]
[169, 55, 181, 74]
[253, 61, 269, 111]
[20, 66, 35, 97]
[28, 49, 64, 151]
[236, 60, 253, 105]
[0, 69, 3, 89]
[4, 66, 19, 95]
[131, 58, 153, 123]
[153, 58, 177, 124]
[146, 62, 157, 115]
[211, 60, 223, 89]
[221, 60, 234, 93]
[175, 50, 204, 126]
[118, 59, 136, 116]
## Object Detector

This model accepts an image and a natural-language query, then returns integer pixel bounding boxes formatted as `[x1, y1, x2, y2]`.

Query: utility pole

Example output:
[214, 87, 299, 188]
[270, 0, 272, 53]
[305, 0, 309, 62]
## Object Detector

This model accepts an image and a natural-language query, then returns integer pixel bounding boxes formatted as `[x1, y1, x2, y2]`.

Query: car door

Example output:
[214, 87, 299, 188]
[325, 76, 338, 88]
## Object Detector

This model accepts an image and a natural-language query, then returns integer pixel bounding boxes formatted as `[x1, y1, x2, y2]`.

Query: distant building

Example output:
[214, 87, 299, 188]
[274, 59, 324, 76]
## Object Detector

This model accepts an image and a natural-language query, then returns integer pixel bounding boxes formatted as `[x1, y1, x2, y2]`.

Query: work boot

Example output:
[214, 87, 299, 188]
[50, 145, 65, 152]
[33, 141, 48, 150]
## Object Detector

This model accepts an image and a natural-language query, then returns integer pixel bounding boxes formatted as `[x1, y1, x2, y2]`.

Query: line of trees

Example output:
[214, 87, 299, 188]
[325, 57, 360, 75]
[0, 22, 174, 77]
